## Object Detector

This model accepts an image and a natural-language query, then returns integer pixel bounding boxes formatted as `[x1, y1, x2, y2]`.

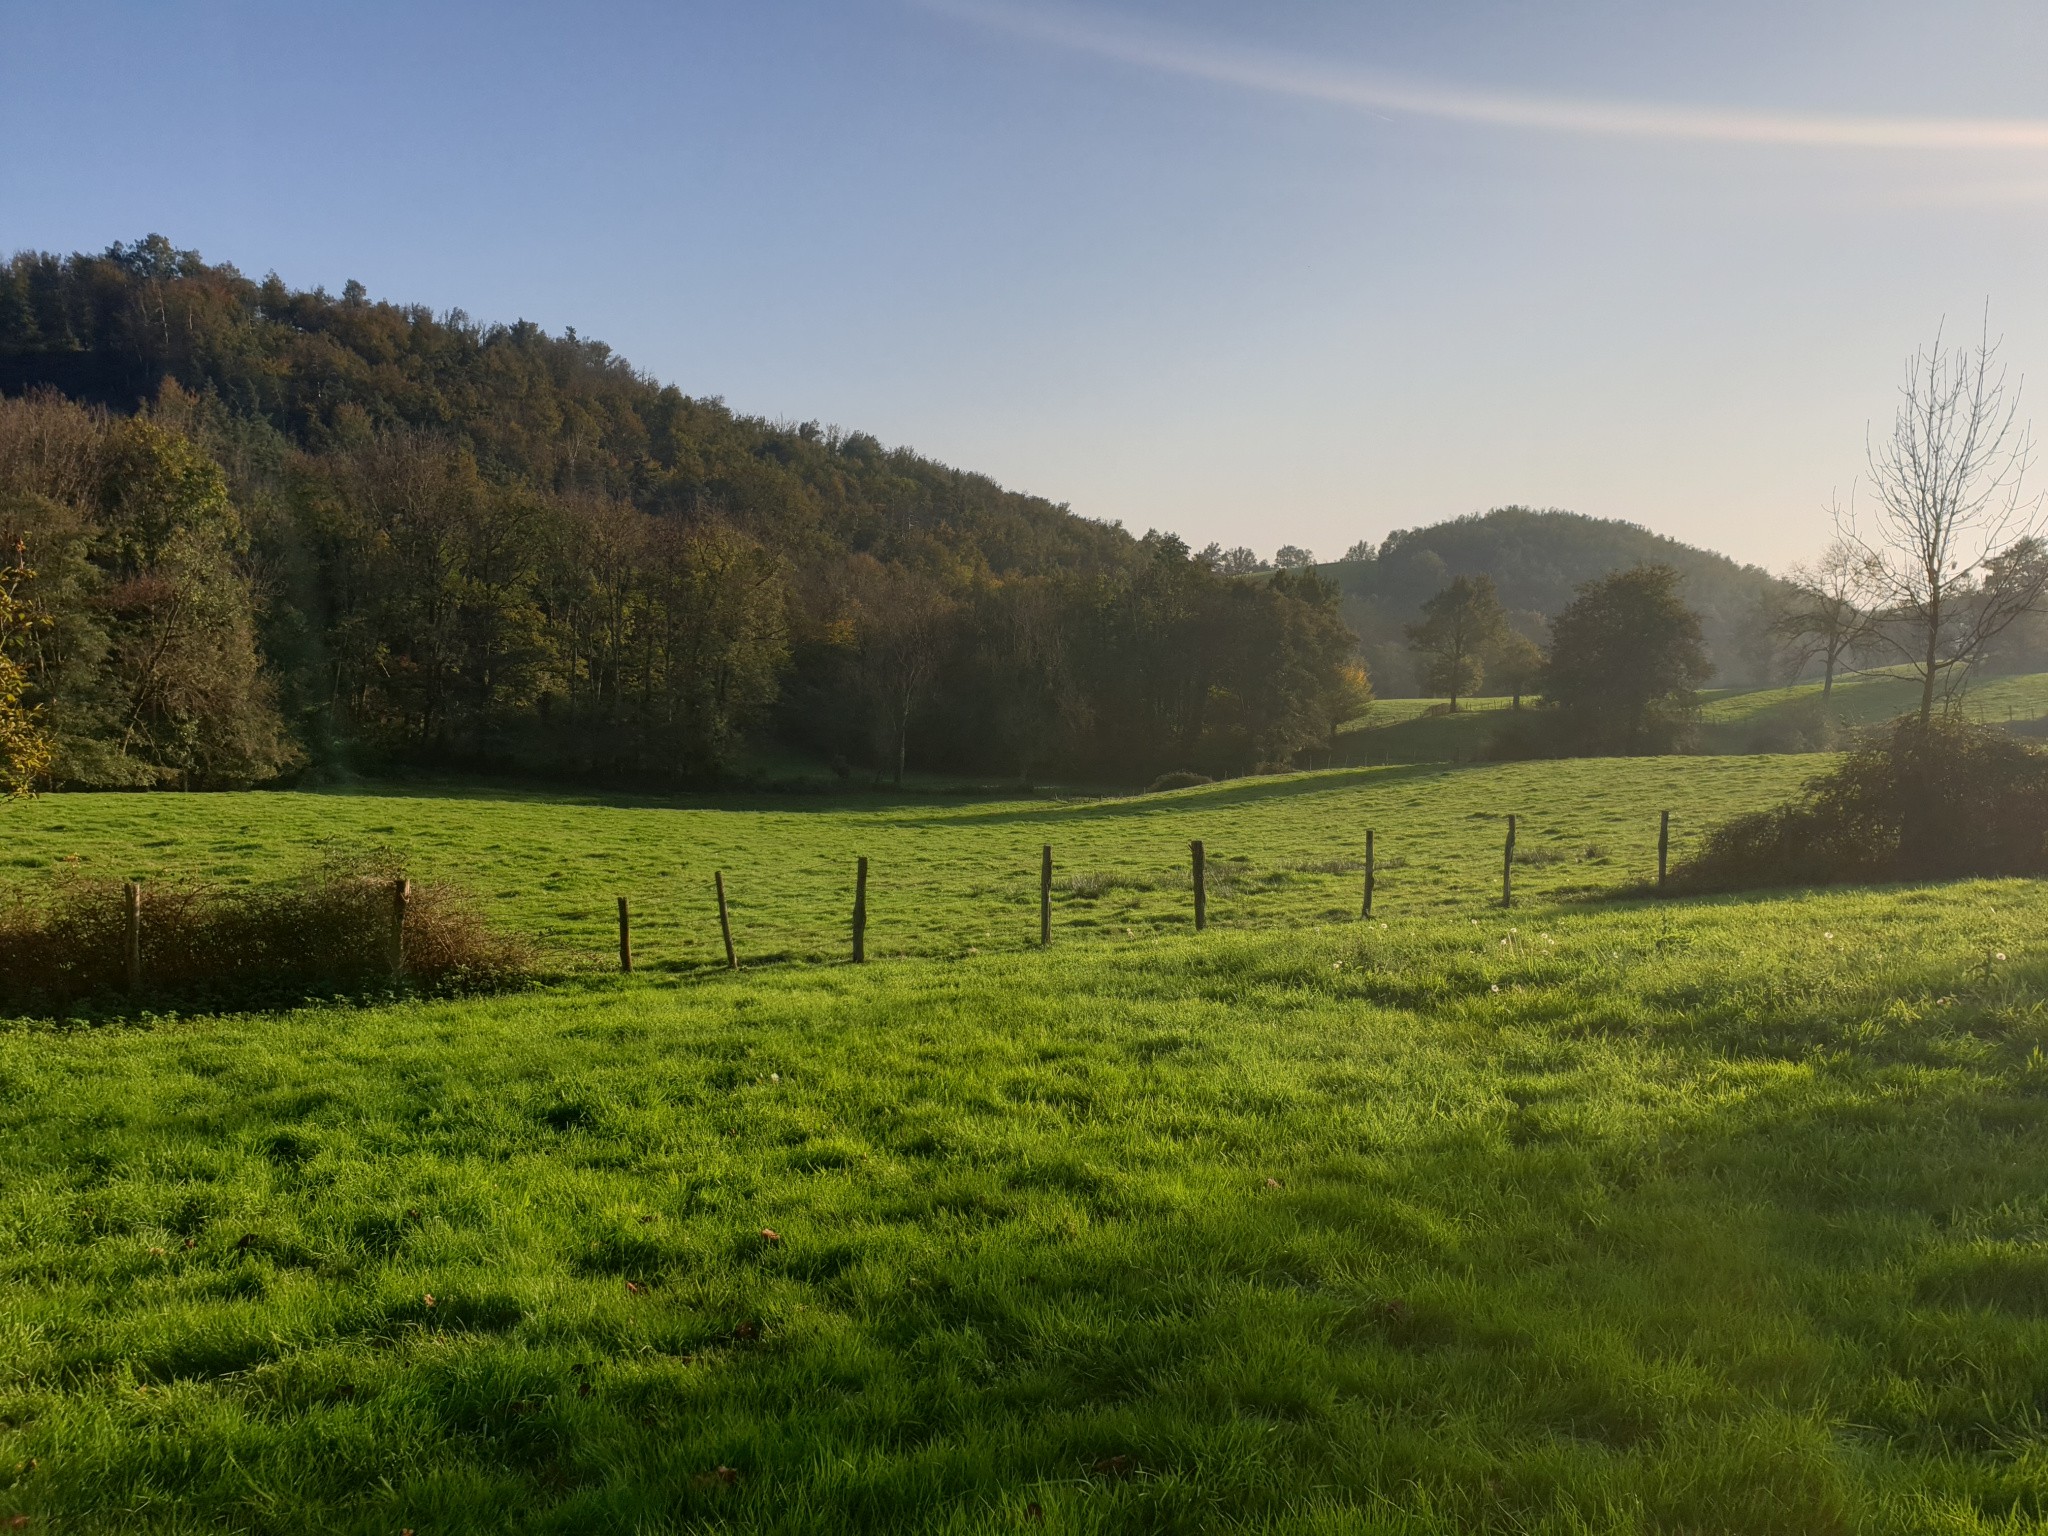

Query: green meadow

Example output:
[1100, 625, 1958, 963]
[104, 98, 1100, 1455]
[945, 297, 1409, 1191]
[5, 760, 2048, 1532]
[4, 756, 1815, 973]
[1339, 670, 2048, 765]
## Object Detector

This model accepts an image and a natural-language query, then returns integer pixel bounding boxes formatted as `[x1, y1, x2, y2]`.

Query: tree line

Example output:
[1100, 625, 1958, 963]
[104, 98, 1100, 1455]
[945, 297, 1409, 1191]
[0, 238, 1366, 792]
[1401, 563, 1712, 755]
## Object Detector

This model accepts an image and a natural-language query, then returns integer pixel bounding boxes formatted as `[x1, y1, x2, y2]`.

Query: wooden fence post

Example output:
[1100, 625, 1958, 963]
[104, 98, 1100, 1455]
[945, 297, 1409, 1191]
[390, 878, 410, 977]
[1502, 816, 1516, 910]
[1361, 830, 1376, 919]
[1191, 840, 1207, 931]
[853, 856, 868, 964]
[715, 872, 737, 970]
[124, 880, 142, 993]
[1658, 810, 1671, 889]
[617, 896, 632, 974]
[1040, 843, 1053, 947]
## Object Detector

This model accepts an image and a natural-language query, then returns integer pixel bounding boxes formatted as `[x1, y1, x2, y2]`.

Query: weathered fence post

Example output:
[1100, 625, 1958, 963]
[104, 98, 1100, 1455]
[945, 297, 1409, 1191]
[715, 872, 737, 970]
[1040, 843, 1053, 947]
[1502, 816, 1516, 910]
[389, 877, 410, 977]
[1362, 830, 1375, 919]
[124, 880, 142, 993]
[1657, 810, 1671, 889]
[1191, 839, 1207, 931]
[617, 896, 632, 974]
[853, 856, 869, 964]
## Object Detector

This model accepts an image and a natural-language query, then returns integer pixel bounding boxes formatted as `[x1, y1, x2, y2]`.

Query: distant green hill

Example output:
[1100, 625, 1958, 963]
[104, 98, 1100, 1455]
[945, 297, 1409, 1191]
[1337, 670, 2048, 764]
[1322, 507, 1788, 696]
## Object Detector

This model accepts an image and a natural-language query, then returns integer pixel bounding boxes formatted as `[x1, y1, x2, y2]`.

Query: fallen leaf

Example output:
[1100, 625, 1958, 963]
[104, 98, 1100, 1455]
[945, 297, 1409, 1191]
[638, 1214, 656, 1224]
[624, 1280, 645, 1295]
[11, 1518, 29, 1531]
[759, 1228, 781, 1244]
[422, 1292, 436, 1308]
[1092, 1453, 1132, 1478]
[1264, 1177, 1283, 1190]
[181, 1237, 196, 1250]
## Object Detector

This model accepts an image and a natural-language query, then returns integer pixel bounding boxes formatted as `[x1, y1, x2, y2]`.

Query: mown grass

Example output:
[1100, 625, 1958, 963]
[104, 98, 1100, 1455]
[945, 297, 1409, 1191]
[0, 757, 1817, 975]
[3, 878, 2047, 1531]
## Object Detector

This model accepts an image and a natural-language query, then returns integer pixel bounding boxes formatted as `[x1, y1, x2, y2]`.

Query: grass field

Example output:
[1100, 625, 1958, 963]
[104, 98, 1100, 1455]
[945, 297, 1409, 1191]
[1696, 669, 2048, 735]
[2, 757, 1818, 975]
[1338, 670, 2048, 765]
[8, 761, 2048, 1532]
[4, 872, 2047, 1531]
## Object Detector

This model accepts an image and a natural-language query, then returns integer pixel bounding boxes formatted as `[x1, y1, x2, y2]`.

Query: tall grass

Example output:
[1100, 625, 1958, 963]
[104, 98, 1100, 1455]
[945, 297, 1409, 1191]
[0, 854, 529, 1014]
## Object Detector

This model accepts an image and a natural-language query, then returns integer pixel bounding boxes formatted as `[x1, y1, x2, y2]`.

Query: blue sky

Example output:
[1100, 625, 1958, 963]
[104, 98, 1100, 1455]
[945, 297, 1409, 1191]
[5, 0, 2047, 569]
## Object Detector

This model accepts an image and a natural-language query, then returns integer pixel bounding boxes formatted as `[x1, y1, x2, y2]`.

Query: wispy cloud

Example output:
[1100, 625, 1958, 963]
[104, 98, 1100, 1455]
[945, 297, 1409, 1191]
[922, 0, 2048, 152]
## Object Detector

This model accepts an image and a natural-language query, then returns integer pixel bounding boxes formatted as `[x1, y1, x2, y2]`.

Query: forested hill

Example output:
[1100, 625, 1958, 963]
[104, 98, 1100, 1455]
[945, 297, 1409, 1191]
[1328, 507, 1786, 695]
[0, 237, 1120, 576]
[0, 236, 1363, 791]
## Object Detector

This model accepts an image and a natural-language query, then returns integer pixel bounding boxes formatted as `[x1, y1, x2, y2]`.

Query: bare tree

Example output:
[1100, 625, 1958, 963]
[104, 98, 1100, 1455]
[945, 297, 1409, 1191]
[1769, 539, 1880, 698]
[1845, 317, 2048, 724]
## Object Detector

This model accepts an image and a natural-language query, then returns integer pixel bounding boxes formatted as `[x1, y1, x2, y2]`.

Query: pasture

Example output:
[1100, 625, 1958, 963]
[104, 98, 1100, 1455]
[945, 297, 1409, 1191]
[4, 760, 2047, 1533]
[3, 756, 1817, 975]
[1338, 669, 2048, 765]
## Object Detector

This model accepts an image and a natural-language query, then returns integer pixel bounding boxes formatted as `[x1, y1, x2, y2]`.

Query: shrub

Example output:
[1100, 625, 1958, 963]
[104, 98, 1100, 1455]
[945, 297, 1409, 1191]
[1482, 712, 1562, 761]
[0, 853, 531, 1016]
[1742, 696, 1838, 754]
[1147, 771, 1214, 793]
[1670, 716, 2048, 893]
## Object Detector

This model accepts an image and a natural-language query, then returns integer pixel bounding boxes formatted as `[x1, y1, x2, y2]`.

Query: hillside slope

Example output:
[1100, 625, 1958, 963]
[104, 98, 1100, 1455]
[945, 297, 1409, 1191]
[1326, 507, 1787, 694]
[1336, 669, 2048, 764]
[0, 237, 1359, 789]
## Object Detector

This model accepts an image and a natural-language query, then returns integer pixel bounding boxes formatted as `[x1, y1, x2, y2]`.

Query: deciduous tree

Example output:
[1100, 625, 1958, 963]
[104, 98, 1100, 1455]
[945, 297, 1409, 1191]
[1406, 575, 1508, 710]
[1489, 629, 1545, 710]
[1845, 317, 2048, 724]
[0, 542, 53, 793]
[1545, 565, 1711, 755]
[1769, 538, 1878, 698]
